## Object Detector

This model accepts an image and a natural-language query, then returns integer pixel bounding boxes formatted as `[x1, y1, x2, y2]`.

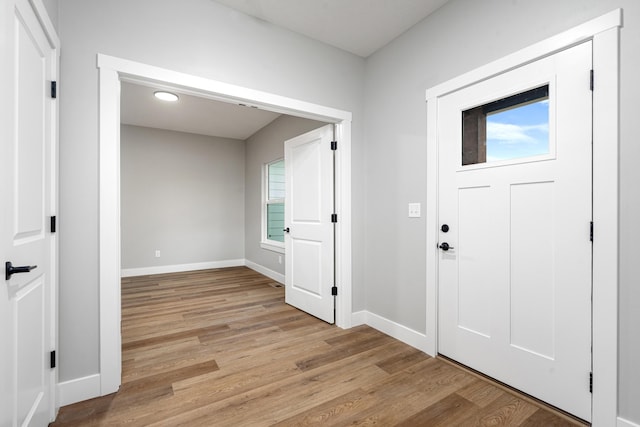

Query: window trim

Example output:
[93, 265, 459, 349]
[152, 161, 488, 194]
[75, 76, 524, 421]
[261, 158, 285, 253]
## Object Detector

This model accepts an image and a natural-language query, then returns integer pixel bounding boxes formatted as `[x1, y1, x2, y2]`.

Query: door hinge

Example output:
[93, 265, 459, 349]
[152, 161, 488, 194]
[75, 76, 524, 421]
[590, 221, 593, 242]
[589, 70, 594, 91]
[331, 286, 338, 296]
[331, 213, 338, 223]
[50, 350, 56, 369]
[589, 372, 593, 393]
[330, 140, 337, 151]
[50, 81, 57, 99]
[50, 216, 56, 233]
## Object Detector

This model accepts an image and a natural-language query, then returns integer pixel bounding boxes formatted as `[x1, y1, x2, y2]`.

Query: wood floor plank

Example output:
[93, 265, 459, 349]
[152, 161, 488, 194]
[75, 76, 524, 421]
[51, 267, 588, 427]
[521, 408, 585, 427]
[122, 323, 230, 351]
[394, 393, 479, 427]
[456, 393, 540, 426]
[456, 378, 505, 408]
[375, 347, 431, 374]
[272, 388, 377, 426]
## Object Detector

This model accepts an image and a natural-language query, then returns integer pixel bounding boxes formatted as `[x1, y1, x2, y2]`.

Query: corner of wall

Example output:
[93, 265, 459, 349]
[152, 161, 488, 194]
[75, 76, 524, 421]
[352, 310, 432, 356]
[244, 259, 285, 284]
[57, 374, 101, 407]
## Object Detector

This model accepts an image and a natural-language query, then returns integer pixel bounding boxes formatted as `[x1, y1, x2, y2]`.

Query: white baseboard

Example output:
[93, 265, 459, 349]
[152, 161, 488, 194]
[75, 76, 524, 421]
[121, 259, 245, 277]
[57, 374, 101, 406]
[619, 417, 640, 427]
[244, 260, 285, 284]
[351, 310, 367, 327]
[351, 310, 430, 354]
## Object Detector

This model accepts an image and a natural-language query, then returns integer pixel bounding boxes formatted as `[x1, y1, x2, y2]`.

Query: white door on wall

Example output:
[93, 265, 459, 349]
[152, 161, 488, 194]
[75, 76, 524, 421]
[284, 124, 335, 324]
[0, 0, 57, 425]
[437, 42, 592, 420]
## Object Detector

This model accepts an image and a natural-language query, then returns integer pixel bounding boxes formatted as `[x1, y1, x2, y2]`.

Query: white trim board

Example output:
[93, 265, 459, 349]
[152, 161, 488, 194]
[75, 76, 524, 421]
[98, 55, 353, 398]
[425, 9, 621, 426]
[619, 418, 640, 427]
[57, 374, 101, 407]
[352, 311, 429, 354]
[122, 259, 285, 284]
[245, 260, 285, 285]
[121, 259, 245, 278]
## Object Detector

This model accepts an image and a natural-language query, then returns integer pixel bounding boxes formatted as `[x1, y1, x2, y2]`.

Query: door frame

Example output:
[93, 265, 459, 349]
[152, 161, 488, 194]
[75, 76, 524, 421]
[425, 10, 621, 425]
[97, 54, 352, 396]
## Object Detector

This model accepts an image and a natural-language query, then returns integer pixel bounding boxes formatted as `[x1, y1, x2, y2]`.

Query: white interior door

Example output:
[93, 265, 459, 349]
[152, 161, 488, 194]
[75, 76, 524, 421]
[437, 42, 592, 420]
[284, 125, 335, 324]
[1, 0, 56, 425]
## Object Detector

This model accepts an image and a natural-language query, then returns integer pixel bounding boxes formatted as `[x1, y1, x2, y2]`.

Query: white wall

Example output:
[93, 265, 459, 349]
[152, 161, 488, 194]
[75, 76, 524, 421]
[57, 0, 364, 383]
[244, 115, 327, 276]
[363, 0, 640, 422]
[120, 125, 245, 272]
[40, 0, 58, 32]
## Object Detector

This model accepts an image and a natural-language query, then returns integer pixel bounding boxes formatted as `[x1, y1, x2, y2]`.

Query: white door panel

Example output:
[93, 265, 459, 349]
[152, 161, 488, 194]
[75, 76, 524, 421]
[16, 279, 46, 424]
[438, 42, 592, 420]
[285, 125, 334, 324]
[1, 0, 56, 425]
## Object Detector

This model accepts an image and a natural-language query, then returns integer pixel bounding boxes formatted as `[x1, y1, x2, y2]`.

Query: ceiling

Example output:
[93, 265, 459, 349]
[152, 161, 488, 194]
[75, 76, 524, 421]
[121, 0, 449, 138]
[212, 0, 449, 57]
[120, 82, 281, 140]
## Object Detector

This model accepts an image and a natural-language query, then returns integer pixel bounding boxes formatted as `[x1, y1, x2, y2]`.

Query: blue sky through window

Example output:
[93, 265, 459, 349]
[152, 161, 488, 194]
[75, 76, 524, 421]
[486, 99, 549, 162]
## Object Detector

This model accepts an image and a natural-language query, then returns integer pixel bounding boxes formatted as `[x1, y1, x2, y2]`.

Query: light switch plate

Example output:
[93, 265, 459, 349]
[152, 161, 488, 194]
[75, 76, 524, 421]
[408, 203, 421, 218]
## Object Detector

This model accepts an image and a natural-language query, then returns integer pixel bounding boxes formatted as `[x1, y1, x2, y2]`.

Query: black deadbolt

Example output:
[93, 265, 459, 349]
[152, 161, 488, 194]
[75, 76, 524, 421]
[441, 224, 449, 233]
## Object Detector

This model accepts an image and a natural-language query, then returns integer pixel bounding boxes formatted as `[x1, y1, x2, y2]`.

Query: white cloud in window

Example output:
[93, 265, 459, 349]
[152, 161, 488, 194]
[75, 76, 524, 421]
[487, 122, 548, 144]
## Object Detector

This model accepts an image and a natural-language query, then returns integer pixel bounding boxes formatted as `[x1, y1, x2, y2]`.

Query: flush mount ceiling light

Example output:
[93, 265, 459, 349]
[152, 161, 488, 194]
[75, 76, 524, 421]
[153, 91, 179, 102]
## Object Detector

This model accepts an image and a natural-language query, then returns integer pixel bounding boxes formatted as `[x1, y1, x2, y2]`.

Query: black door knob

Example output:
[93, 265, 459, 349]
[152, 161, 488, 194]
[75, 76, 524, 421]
[283, 228, 290, 233]
[5, 262, 38, 280]
[438, 242, 454, 251]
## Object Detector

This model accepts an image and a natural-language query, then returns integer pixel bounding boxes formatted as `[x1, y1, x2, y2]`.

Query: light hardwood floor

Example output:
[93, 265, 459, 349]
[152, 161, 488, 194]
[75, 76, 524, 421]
[51, 267, 587, 426]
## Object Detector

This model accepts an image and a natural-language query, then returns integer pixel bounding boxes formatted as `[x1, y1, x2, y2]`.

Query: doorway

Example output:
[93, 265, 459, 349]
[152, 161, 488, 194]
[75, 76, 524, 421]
[97, 54, 353, 396]
[119, 85, 337, 323]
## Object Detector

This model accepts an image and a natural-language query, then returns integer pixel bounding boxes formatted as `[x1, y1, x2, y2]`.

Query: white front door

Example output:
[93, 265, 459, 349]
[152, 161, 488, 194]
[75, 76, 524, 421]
[0, 0, 57, 425]
[438, 42, 592, 420]
[284, 125, 335, 323]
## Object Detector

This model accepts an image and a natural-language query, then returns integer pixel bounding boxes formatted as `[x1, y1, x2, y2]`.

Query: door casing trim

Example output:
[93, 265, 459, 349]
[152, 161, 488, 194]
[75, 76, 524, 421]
[97, 54, 353, 397]
[425, 9, 621, 425]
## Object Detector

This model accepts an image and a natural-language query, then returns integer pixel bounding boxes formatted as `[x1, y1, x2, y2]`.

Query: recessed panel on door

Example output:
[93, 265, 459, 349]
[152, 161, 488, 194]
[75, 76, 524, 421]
[457, 185, 494, 338]
[15, 12, 45, 242]
[291, 139, 322, 223]
[510, 181, 555, 359]
[290, 239, 323, 297]
[16, 279, 45, 425]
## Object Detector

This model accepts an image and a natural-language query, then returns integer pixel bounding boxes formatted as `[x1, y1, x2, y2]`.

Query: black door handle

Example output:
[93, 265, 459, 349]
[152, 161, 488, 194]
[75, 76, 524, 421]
[438, 242, 454, 251]
[5, 262, 38, 280]
[283, 228, 290, 233]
